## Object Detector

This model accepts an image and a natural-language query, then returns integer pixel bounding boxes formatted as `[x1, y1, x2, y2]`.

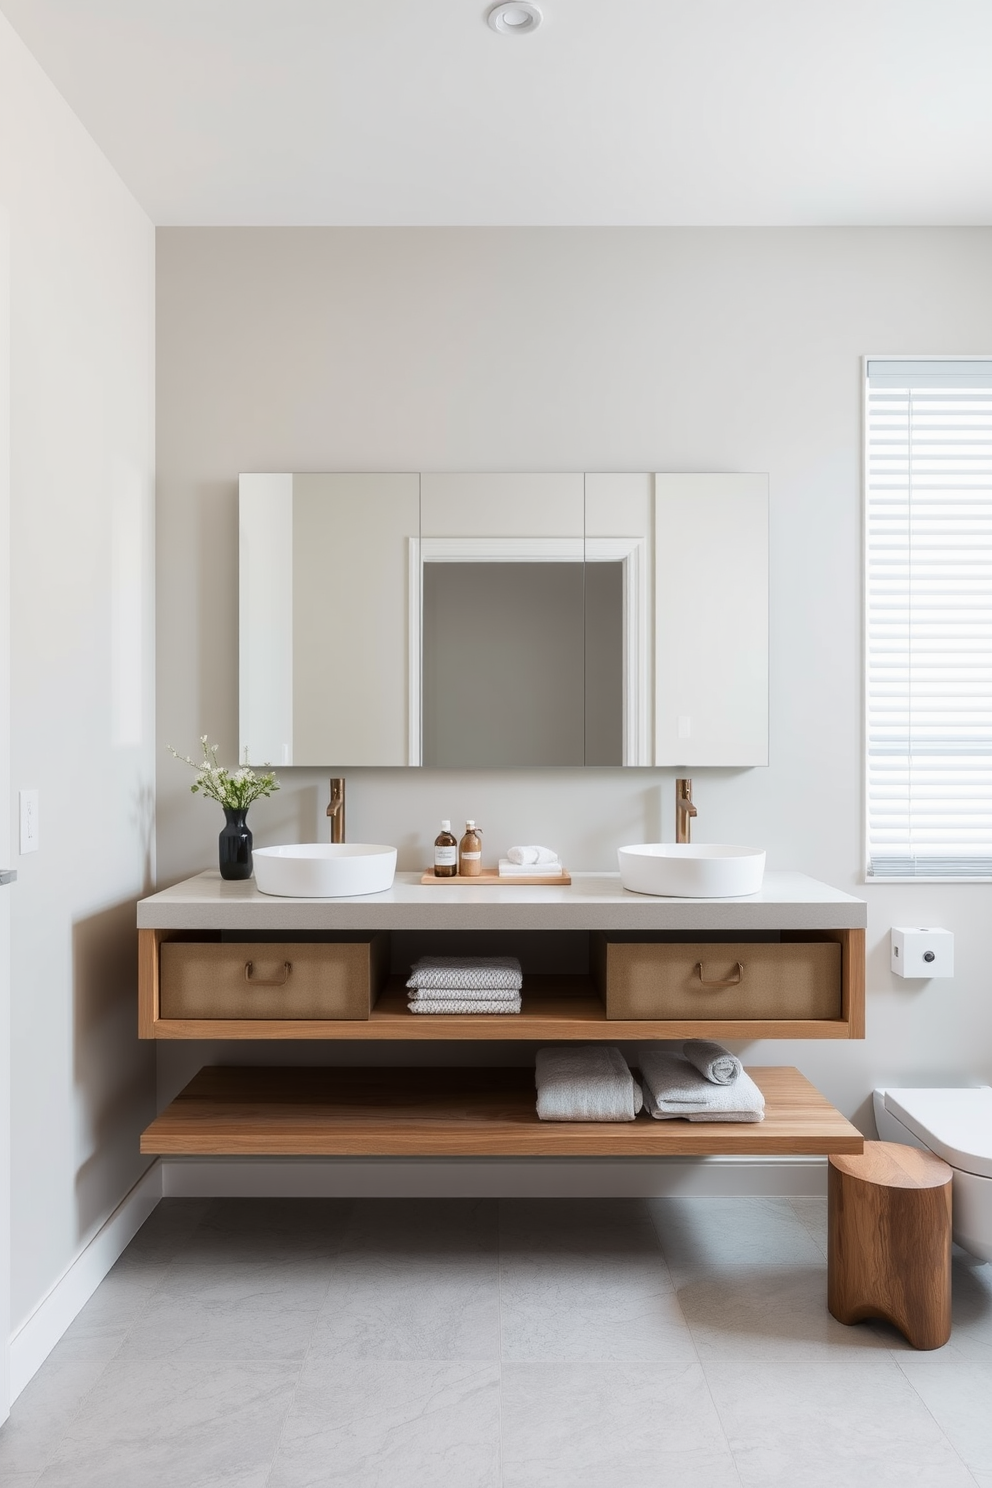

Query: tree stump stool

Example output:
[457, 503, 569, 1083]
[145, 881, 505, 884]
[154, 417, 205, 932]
[828, 1141, 952, 1350]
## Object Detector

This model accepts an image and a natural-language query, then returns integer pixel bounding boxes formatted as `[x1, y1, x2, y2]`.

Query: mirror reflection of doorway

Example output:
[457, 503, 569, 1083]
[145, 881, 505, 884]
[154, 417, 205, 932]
[421, 560, 625, 767]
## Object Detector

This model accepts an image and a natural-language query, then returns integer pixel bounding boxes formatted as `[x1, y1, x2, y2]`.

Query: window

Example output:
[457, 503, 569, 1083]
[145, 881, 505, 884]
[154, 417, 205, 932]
[865, 358, 992, 880]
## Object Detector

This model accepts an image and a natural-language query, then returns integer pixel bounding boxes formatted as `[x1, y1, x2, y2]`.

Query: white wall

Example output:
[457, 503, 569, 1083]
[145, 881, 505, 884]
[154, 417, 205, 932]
[156, 227, 992, 1131]
[0, 16, 156, 1338]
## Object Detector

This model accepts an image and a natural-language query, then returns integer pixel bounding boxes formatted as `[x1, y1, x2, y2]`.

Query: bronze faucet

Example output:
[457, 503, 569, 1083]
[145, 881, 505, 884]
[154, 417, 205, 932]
[326, 778, 346, 843]
[675, 778, 697, 844]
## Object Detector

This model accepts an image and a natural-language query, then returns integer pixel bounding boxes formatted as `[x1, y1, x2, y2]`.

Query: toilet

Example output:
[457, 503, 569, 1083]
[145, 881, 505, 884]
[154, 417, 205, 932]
[873, 1087, 992, 1263]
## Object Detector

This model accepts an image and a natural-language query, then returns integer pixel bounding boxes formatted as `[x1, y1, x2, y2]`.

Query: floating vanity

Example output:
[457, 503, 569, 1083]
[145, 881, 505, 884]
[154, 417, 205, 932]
[137, 869, 866, 1159]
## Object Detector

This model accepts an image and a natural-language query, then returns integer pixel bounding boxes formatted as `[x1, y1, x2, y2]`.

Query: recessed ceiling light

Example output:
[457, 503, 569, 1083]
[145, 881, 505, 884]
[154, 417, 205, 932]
[487, 2, 543, 34]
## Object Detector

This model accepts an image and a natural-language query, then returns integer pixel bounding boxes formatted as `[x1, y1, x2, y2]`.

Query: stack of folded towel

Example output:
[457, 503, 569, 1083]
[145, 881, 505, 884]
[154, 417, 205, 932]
[406, 956, 522, 1015]
[640, 1039, 765, 1123]
[535, 1046, 643, 1121]
[499, 846, 563, 878]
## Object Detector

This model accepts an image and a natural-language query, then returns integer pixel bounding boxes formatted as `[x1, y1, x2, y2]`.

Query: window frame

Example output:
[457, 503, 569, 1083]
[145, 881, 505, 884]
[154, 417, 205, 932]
[862, 353, 992, 885]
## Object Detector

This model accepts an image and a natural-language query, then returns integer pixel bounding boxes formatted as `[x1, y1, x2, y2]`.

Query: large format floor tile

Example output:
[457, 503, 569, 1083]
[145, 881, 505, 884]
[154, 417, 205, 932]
[305, 1197, 501, 1361]
[35, 1359, 299, 1488]
[894, 1343, 992, 1473]
[312, 1253, 500, 1360]
[267, 1359, 500, 1488]
[500, 1361, 738, 1488]
[338, 1197, 498, 1257]
[649, 1196, 825, 1271]
[706, 1355, 978, 1488]
[675, 1262, 889, 1360]
[0, 1358, 108, 1479]
[173, 1197, 353, 1266]
[788, 1196, 829, 1256]
[118, 1256, 329, 1361]
[498, 1218, 691, 1362]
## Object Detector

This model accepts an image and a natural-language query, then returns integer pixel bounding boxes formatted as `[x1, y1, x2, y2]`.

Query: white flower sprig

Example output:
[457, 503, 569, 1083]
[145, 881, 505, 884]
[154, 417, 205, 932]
[168, 736, 280, 811]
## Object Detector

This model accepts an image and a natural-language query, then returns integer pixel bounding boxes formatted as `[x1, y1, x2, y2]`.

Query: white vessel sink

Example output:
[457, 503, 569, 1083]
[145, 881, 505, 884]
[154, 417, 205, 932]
[618, 842, 766, 898]
[253, 843, 397, 898]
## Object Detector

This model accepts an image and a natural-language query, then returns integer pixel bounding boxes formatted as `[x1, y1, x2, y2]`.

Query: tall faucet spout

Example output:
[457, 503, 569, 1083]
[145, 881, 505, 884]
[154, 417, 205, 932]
[675, 777, 697, 844]
[327, 777, 346, 843]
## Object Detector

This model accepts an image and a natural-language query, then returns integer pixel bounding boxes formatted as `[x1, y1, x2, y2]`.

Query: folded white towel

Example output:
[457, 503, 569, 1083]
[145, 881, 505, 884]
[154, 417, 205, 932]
[640, 1050, 764, 1123]
[536, 1046, 643, 1122]
[407, 987, 520, 1003]
[408, 997, 521, 1015]
[498, 858, 563, 878]
[406, 956, 522, 992]
[507, 846, 560, 866]
[682, 1039, 743, 1086]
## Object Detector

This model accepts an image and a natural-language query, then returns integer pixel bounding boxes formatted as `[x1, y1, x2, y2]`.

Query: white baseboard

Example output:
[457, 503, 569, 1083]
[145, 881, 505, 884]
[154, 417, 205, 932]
[9, 1162, 162, 1402]
[162, 1154, 828, 1201]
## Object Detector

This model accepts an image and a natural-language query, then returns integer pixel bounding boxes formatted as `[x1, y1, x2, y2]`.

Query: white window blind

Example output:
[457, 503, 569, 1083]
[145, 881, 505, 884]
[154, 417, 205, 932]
[866, 358, 992, 879]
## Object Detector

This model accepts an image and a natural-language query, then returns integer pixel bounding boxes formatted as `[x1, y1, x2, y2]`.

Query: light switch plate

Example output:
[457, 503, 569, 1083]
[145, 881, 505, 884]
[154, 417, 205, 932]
[19, 789, 39, 853]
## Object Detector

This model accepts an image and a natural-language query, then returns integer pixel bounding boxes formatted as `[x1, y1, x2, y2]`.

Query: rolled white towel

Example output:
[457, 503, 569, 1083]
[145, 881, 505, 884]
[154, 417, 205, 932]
[640, 1050, 764, 1123]
[498, 858, 563, 878]
[406, 956, 522, 992]
[408, 997, 521, 1015]
[536, 1045, 643, 1122]
[682, 1039, 743, 1086]
[507, 846, 560, 866]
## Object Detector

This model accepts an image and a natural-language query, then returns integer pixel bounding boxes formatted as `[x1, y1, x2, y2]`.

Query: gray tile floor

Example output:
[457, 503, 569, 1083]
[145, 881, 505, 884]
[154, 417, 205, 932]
[2, 1195, 991, 1487]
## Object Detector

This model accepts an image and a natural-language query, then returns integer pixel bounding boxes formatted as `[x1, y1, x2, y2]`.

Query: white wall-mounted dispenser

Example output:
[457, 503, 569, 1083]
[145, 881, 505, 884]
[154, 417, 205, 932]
[890, 927, 954, 979]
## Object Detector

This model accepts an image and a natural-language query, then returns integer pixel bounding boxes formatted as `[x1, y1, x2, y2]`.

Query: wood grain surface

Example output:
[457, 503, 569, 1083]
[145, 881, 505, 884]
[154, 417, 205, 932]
[140, 972, 858, 1042]
[141, 1064, 864, 1158]
[828, 1140, 952, 1350]
[419, 868, 572, 886]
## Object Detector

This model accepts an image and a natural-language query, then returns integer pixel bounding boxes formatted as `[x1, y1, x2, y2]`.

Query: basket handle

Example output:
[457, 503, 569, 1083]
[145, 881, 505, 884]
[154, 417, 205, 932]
[694, 960, 744, 988]
[244, 960, 292, 987]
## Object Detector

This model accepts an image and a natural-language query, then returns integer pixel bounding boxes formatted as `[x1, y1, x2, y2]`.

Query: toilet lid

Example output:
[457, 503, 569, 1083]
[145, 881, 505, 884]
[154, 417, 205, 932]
[884, 1087, 992, 1180]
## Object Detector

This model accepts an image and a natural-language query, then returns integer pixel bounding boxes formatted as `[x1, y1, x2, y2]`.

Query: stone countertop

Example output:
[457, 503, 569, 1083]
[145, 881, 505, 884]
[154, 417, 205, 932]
[137, 870, 867, 933]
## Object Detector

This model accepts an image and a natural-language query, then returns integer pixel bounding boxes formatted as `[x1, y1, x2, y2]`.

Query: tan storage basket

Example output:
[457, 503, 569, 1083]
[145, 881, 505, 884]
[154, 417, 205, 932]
[595, 937, 842, 1021]
[160, 936, 389, 1021]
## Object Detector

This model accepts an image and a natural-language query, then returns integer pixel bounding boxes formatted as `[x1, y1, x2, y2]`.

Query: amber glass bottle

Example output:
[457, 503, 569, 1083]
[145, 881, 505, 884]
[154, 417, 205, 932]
[458, 820, 483, 877]
[433, 820, 458, 877]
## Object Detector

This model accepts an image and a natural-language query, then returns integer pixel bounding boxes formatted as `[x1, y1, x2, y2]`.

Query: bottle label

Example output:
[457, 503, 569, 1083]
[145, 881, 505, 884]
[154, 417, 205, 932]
[435, 846, 457, 866]
[460, 850, 482, 861]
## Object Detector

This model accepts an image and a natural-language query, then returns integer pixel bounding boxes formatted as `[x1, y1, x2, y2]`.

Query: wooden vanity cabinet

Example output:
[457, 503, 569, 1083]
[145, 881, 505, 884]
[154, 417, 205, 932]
[135, 870, 867, 1158]
[139, 926, 864, 1042]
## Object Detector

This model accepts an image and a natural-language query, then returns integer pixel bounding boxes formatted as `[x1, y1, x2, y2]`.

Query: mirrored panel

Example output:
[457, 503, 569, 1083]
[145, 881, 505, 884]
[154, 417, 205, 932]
[239, 471, 768, 768]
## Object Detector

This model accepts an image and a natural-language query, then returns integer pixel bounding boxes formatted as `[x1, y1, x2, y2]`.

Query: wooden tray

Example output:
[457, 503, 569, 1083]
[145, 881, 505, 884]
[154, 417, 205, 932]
[420, 867, 571, 886]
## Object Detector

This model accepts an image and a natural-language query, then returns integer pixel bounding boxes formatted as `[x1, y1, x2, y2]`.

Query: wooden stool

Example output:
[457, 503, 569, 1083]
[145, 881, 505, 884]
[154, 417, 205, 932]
[828, 1141, 952, 1350]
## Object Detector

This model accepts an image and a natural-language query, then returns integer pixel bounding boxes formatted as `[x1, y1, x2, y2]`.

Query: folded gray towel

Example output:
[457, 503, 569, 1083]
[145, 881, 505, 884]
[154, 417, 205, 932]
[682, 1038, 743, 1086]
[536, 1046, 643, 1122]
[407, 987, 520, 1003]
[406, 956, 523, 992]
[407, 997, 521, 1015]
[640, 1050, 764, 1123]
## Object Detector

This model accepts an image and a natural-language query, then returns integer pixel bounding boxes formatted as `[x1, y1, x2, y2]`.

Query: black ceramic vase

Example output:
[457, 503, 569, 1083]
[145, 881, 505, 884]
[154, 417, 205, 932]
[218, 807, 253, 880]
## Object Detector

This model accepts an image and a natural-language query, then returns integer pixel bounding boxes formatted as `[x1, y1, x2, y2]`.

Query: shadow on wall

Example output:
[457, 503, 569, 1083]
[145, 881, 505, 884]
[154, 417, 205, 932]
[72, 899, 157, 1243]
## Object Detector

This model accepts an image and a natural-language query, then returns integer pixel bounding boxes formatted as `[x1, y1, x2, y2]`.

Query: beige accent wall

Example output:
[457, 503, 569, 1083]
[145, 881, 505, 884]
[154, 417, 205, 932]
[156, 226, 992, 1124]
[0, 15, 156, 1336]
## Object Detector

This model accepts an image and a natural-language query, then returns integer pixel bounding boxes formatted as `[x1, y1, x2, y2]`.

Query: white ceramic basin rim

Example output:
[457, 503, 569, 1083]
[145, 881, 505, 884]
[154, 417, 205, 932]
[253, 843, 397, 898]
[618, 842, 766, 898]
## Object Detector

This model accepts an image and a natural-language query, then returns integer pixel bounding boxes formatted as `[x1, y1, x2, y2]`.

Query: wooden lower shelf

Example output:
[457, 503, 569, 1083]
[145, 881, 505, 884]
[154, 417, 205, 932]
[140, 1064, 864, 1158]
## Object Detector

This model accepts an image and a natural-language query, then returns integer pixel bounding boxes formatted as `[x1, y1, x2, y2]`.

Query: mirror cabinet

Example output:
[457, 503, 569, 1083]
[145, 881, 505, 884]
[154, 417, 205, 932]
[239, 471, 768, 769]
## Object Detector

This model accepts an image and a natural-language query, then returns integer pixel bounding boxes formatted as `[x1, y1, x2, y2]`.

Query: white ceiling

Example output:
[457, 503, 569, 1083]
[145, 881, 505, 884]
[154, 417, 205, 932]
[3, 0, 992, 226]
